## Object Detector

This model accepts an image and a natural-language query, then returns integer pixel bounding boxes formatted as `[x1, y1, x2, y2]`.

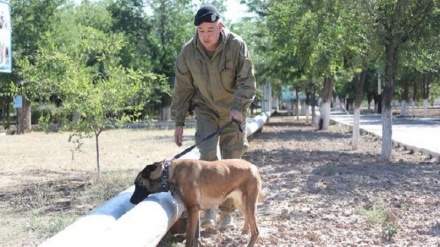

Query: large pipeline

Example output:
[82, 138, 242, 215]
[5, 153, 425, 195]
[40, 112, 271, 247]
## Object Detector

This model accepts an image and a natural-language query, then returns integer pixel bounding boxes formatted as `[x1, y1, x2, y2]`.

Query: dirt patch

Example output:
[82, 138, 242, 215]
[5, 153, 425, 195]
[162, 114, 440, 246]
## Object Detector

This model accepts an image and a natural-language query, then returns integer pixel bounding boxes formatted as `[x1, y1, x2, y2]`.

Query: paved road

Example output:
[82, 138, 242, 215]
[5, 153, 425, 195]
[329, 110, 440, 160]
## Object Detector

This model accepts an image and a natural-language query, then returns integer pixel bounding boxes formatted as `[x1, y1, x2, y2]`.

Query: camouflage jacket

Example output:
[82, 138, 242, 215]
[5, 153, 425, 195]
[171, 27, 256, 126]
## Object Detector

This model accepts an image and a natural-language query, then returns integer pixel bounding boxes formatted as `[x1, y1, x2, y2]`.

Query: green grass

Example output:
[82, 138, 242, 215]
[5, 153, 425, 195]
[359, 197, 399, 241]
[359, 197, 389, 226]
[323, 164, 337, 176]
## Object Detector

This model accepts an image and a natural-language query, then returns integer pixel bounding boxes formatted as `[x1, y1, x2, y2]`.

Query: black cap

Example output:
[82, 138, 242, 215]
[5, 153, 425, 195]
[194, 4, 220, 26]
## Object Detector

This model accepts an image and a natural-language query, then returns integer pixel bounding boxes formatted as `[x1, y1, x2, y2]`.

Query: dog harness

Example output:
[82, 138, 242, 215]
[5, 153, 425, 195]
[161, 160, 171, 192]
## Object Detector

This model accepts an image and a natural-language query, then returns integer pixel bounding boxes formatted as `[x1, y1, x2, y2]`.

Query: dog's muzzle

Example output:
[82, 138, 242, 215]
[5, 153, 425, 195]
[130, 185, 150, 204]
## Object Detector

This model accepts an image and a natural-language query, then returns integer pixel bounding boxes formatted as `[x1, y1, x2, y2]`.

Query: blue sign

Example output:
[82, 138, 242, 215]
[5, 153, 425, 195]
[14, 95, 22, 108]
[0, 0, 12, 73]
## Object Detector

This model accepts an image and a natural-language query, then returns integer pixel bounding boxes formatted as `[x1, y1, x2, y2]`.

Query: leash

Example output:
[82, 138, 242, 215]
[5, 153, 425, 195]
[172, 118, 243, 160]
[161, 119, 244, 244]
[161, 118, 243, 192]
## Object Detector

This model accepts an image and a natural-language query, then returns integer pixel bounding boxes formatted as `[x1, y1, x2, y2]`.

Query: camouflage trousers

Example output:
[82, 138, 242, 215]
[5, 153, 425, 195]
[195, 109, 248, 212]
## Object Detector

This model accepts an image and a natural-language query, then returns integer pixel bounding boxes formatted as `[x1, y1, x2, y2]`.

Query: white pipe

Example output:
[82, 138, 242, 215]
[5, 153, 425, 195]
[40, 112, 271, 247]
[39, 187, 135, 247]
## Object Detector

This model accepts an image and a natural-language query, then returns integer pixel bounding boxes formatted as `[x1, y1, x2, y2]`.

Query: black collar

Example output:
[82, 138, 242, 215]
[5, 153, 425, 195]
[161, 160, 171, 192]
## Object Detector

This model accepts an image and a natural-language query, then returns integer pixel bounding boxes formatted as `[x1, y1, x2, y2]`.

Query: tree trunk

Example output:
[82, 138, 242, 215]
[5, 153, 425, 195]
[381, 43, 398, 161]
[375, 93, 382, 114]
[412, 76, 418, 117]
[421, 73, 430, 118]
[295, 88, 299, 120]
[320, 77, 334, 130]
[20, 99, 32, 133]
[401, 82, 409, 116]
[305, 89, 311, 124]
[95, 130, 102, 178]
[1, 95, 12, 127]
[353, 108, 361, 149]
[400, 100, 408, 116]
[160, 93, 172, 121]
[411, 100, 415, 117]
[311, 87, 317, 127]
[376, 72, 382, 114]
[367, 92, 373, 111]
[352, 69, 367, 150]
[423, 99, 429, 117]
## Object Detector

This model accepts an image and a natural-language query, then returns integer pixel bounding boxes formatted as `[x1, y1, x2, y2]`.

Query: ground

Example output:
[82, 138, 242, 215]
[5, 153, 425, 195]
[1, 113, 440, 246]
[163, 114, 440, 246]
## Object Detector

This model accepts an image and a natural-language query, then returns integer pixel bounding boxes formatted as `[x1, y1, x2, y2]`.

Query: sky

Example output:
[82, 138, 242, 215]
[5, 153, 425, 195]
[74, 0, 253, 23]
[197, 0, 254, 23]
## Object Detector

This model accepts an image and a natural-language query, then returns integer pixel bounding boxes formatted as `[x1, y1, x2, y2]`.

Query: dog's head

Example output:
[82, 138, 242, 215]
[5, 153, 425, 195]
[130, 161, 164, 204]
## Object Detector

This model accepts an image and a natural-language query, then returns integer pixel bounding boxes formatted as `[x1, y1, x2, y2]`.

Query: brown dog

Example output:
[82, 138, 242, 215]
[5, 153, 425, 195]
[130, 158, 265, 247]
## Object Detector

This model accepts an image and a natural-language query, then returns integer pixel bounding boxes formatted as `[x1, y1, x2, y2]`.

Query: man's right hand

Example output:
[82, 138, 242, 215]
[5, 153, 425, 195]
[174, 126, 184, 147]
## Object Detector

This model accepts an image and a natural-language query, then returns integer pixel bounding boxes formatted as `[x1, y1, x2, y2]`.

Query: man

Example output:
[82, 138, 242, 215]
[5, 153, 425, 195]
[170, 4, 256, 231]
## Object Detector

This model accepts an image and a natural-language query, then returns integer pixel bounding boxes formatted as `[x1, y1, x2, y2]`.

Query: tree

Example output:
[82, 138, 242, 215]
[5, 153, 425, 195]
[266, 0, 353, 129]
[10, 0, 66, 133]
[18, 3, 167, 177]
[108, 0, 156, 71]
[363, 0, 440, 160]
[336, 0, 380, 150]
[145, 0, 194, 120]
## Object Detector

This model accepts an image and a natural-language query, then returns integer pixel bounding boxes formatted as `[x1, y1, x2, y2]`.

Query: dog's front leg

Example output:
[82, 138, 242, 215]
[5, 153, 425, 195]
[185, 206, 200, 247]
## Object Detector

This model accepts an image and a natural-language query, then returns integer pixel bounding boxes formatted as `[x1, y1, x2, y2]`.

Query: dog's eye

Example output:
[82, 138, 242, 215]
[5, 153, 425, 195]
[137, 180, 149, 188]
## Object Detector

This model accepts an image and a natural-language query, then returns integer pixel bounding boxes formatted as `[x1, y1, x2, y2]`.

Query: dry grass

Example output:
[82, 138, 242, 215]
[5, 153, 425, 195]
[2, 108, 440, 246]
[0, 127, 195, 246]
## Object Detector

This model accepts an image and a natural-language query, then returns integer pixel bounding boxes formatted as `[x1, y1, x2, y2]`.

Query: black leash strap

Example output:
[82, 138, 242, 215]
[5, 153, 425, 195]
[173, 119, 242, 160]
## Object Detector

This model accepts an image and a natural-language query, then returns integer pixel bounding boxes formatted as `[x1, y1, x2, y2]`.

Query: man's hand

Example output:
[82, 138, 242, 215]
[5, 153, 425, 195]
[174, 126, 184, 147]
[230, 109, 243, 122]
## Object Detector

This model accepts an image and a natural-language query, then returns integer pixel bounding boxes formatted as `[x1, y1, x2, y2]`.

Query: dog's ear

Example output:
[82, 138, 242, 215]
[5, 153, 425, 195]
[149, 161, 163, 179]
[140, 161, 163, 179]
[141, 163, 158, 178]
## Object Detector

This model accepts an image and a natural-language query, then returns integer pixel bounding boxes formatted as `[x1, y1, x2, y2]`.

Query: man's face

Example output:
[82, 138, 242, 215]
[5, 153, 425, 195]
[197, 21, 222, 52]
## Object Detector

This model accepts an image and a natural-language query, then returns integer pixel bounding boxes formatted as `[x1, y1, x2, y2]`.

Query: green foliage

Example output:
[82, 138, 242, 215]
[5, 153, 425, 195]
[7, 0, 440, 167]
[31, 103, 62, 125]
[359, 197, 389, 226]
[108, 0, 157, 70]
[240, 0, 440, 110]
[146, 0, 194, 78]
[430, 82, 440, 105]
[323, 164, 336, 176]
[359, 197, 398, 240]
[15, 2, 169, 176]
[382, 222, 398, 241]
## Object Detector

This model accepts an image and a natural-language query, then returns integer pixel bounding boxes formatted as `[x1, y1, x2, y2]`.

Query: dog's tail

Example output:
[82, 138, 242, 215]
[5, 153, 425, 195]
[258, 187, 270, 202]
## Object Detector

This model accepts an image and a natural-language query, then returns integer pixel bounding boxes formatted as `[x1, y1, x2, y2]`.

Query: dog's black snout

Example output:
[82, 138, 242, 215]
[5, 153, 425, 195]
[129, 196, 140, 205]
[130, 194, 146, 205]
[130, 187, 150, 205]
[130, 192, 145, 205]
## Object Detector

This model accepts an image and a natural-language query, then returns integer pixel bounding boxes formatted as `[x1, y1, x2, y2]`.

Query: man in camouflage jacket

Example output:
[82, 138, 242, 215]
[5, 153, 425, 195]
[171, 4, 256, 230]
